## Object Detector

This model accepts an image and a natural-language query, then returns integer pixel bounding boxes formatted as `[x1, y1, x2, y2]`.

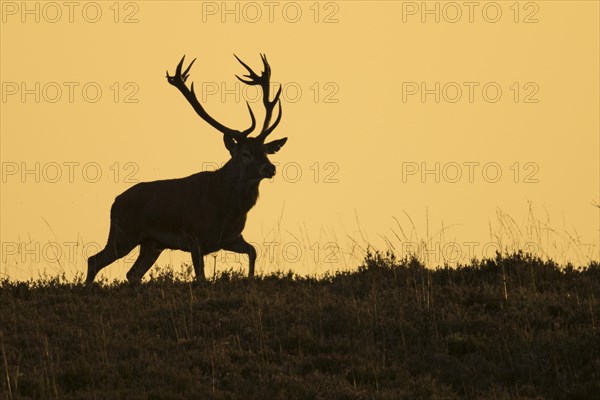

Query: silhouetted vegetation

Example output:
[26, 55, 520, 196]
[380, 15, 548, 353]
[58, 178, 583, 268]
[1, 252, 599, 399]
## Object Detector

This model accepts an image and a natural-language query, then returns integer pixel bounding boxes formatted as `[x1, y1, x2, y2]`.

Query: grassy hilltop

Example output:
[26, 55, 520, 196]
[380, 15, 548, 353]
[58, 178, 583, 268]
[1, 252, 599, 399]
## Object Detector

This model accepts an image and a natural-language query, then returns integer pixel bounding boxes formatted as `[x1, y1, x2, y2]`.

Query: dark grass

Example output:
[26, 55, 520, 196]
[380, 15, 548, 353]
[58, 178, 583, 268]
[1, 252, 599, 399]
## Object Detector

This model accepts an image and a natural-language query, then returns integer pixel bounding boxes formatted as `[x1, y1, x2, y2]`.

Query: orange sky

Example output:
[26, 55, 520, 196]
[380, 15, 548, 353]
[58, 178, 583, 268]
[1, 1, 598, 280]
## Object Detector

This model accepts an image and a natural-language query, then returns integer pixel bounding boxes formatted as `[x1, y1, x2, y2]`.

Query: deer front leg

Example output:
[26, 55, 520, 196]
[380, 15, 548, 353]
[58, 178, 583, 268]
[223, 236, 257, 279]
[190, 242, 206, 282]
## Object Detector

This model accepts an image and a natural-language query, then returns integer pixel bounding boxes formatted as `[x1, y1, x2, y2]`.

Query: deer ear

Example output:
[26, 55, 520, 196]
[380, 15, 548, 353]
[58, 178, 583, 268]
[223, 135, 237, 155]
[264, 137, 287, 154]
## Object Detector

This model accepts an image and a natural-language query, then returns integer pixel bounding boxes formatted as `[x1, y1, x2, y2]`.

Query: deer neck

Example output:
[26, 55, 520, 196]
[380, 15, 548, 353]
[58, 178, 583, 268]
[217, 159, 260, 212]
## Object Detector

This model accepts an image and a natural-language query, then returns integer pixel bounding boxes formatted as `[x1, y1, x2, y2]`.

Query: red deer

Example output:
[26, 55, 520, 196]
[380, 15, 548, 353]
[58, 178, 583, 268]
[85, 54, 287, 284]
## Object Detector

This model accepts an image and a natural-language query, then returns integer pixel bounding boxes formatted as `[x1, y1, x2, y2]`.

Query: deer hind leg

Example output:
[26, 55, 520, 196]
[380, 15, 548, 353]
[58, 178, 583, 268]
[222, 236, 257, 279]
[126, 241, 163, 284]
[86, 223, 137, 285]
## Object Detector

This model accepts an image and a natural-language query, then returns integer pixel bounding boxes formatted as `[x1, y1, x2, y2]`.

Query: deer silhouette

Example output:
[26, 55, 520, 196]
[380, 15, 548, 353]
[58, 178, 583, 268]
[85, 54, 287, 284]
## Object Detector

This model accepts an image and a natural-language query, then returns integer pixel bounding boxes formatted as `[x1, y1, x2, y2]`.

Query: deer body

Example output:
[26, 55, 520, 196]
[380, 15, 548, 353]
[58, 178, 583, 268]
[86, 54, 286, 284]
[112, 164, 257, 252]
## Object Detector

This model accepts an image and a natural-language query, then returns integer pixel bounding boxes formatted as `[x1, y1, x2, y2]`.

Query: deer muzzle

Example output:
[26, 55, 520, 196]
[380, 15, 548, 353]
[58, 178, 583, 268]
[259, 164, 276, 179]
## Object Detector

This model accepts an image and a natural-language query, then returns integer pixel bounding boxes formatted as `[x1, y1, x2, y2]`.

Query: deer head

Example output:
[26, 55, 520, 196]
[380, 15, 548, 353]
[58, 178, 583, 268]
[166, 54, 287, 181]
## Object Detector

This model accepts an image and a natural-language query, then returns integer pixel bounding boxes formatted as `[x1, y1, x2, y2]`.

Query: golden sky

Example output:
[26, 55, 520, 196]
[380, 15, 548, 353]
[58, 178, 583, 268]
[1, 1, 599, 280]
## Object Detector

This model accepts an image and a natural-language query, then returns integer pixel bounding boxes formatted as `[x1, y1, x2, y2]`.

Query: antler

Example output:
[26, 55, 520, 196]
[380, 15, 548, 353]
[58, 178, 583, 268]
[234, 54, 283, 142]
[166, 56, 256, 141]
